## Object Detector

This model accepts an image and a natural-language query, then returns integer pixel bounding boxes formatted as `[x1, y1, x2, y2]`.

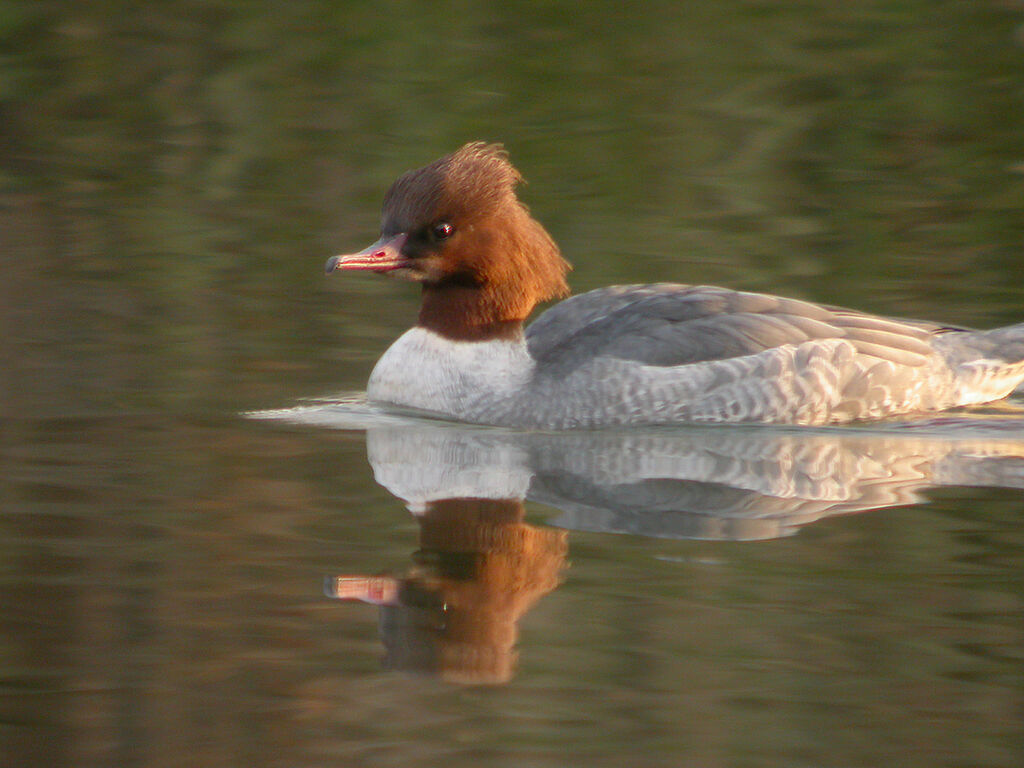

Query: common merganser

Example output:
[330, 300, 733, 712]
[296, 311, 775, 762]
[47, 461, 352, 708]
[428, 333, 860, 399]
[326, 142, 1024, 429]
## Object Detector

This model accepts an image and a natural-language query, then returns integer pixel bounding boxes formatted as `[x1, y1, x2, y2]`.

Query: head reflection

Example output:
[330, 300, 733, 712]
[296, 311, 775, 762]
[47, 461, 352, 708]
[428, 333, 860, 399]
[327, 497, 567, 685]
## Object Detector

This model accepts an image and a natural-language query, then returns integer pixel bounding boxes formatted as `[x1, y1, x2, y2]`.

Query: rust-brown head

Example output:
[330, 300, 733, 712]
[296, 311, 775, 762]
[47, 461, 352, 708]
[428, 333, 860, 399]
[327, 143, 572, 340]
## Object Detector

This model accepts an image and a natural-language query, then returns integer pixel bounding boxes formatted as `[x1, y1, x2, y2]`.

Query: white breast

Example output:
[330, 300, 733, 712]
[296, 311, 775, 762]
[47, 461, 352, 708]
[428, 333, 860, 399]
[366, 327, 535, 422]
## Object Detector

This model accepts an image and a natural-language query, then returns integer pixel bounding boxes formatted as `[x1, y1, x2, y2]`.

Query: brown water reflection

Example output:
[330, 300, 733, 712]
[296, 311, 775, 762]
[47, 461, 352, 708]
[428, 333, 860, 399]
[328, 498, 567, 685]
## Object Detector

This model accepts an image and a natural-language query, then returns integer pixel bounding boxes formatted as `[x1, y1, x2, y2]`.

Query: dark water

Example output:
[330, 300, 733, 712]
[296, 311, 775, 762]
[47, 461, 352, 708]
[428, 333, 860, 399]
[4, 2, 1024, 766]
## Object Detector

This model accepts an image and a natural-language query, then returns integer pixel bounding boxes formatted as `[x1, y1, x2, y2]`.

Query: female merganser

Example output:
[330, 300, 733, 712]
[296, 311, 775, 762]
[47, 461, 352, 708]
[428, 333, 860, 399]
[326, 142, 1024, 428]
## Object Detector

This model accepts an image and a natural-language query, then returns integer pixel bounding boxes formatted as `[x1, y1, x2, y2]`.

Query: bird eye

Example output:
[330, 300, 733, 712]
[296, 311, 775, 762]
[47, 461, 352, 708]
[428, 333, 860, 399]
[432, 222, 454, 240]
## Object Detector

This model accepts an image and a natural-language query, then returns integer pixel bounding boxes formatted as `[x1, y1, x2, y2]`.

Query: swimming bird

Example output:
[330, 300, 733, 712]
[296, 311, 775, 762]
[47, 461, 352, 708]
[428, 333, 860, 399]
[325, 142, 1024, 429]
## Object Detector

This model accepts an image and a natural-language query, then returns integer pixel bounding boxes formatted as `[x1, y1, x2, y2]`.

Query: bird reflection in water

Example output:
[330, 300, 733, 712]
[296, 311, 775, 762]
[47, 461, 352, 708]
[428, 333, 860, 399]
[254, 400, 1024, 683]
[326, 497, 566, 685]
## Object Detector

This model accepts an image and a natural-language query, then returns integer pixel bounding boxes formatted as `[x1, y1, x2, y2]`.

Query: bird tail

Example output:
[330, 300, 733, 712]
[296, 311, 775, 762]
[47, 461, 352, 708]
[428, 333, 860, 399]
[968, 322, 1024, 362]
[939, 322, 1024, 398]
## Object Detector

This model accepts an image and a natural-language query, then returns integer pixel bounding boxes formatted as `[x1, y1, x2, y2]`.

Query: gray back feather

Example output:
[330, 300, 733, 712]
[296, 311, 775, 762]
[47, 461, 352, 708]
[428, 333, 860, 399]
[527, 284, 951, 373]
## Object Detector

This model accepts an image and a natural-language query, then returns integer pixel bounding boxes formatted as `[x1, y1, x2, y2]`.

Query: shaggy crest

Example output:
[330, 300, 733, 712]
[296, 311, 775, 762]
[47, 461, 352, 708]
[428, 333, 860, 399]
[382, 142, 523, 231]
